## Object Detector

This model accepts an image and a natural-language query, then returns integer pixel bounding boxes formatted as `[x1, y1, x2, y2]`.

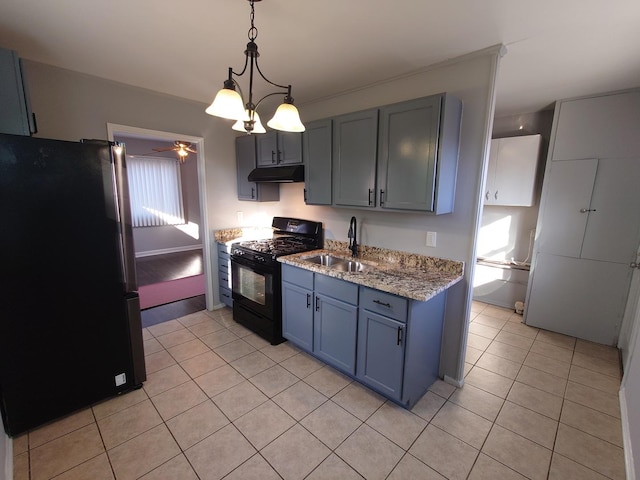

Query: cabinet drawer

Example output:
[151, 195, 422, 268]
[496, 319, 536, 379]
[220, 287, 232, 307]
[218, 270, 231, 289]
[315, 274, 358, 305]
[218, 258, 229, 274]
[360, 287, 407, 322]
[282, 264, 314, 290]
[217, 242, 231, 259]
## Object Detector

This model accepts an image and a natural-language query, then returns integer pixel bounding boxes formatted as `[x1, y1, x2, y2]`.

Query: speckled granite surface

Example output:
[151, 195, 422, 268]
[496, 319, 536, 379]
[279, 241, 464, 302]
[214, 227, 274, 245]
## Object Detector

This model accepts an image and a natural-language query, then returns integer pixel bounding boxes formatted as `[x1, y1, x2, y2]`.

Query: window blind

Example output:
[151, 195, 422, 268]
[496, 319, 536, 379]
[126, 155, 185, 227]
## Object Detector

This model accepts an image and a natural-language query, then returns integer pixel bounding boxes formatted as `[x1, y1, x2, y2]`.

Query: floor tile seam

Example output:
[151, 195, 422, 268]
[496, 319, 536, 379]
[568, 360, 622, 381]
[493, 401, 560, 451]
[565, 379, 621, 401]
[98, 400, 166, 452]
[27, 409, 98, 451]
[553, 422, 626, 479]
[40, 449, 110, 480]
[413, 423, 481, 478]
[564, 374, 621, 396]
[557, 406, 625, 450]
[479, 422, 553, 478]
[518, 358, 572, 382]
[488, 338, 532, 357]
[148, 381, 211, 422]
[28, 411, 107, 479]
[505, 381, 565, 422]
[475, 351, 526, 379]
[550, 451, 620, 480]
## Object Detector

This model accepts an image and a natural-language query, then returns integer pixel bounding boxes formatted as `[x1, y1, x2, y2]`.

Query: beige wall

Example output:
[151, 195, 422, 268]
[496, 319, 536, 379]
[23, 45, 501, 383]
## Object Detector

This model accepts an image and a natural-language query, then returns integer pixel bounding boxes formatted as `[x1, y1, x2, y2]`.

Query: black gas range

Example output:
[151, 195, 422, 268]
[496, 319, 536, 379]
[230, 217, 323, 344]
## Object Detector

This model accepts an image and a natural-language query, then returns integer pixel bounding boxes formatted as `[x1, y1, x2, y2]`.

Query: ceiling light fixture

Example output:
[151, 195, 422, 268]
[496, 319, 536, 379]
[205, 0, 304, 134]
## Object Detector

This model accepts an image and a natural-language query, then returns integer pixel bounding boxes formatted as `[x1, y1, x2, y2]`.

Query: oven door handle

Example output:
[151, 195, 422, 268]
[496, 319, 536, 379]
[231, 254, 276, 272]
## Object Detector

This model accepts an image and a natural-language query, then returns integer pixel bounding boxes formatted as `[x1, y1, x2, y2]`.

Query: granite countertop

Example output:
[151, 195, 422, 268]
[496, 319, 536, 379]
[214, 226, 274, 245]
[278, 240, 464, 302]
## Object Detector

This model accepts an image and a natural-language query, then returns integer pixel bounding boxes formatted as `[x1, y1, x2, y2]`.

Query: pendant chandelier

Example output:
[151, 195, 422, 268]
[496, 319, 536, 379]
[205, 0, 305, 134]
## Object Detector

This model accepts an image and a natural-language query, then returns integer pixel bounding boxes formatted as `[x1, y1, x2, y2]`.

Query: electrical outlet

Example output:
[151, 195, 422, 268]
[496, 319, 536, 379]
[426, 231, 437, 247]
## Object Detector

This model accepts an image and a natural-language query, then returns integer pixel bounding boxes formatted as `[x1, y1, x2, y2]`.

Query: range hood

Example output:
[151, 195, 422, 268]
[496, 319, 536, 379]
[248, 165, 304, 183]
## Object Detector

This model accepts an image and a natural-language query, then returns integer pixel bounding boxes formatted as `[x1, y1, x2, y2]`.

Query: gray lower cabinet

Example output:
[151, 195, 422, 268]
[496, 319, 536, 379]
[357, 310, 405, 398]
[217, 242, 232, 307]
[281, 264, 446, 407]
[282, 265, 358, 374]
[236, 135, 279, 201]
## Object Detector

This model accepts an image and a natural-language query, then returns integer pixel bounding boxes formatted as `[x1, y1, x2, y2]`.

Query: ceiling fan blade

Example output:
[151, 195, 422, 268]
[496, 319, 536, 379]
[152, 147, 177, 152]
[185, 147, 197, 153]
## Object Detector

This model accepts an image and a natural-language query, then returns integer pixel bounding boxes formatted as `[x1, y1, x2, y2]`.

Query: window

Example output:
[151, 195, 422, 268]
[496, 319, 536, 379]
[126, 155, 185, 227]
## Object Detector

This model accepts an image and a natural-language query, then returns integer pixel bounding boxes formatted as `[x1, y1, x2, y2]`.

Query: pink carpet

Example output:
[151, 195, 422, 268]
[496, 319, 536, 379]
[138, 274, 206, 309]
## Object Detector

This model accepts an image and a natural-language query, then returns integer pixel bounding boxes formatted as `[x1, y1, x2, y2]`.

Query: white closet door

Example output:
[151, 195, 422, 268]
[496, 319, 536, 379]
[581, 157, 640, 264]
[536, 159, 598, 258]
[527, 252, 631, 344]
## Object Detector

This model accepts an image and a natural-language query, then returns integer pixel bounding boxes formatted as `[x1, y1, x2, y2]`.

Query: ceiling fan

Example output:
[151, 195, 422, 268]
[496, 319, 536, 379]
[151, 141, 197, 162]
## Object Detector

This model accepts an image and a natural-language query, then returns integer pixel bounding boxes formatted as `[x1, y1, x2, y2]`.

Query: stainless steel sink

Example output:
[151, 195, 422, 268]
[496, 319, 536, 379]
[303, 254, 372, 272]
[331, 260, 370, 272]
[304, 254, 346, 266]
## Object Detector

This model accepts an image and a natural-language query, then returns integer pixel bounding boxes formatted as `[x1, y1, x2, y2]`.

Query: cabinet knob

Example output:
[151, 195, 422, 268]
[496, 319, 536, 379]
[494, 190, 498, 200]
[485, 191, 490, 201]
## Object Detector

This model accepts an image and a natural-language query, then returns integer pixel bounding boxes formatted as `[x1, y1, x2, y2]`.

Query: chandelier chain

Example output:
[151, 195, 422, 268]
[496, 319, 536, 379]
[248, 0, 258, 42]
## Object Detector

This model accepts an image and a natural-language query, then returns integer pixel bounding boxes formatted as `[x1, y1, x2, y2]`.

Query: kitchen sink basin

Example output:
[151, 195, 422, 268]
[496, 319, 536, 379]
[303, 254, 373, 272]
[331, 260, 370, 272]
[304, 254, 346, 266]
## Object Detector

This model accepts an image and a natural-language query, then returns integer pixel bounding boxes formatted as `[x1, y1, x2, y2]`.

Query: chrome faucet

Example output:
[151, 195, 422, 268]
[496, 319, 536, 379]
[348, 216, 358, 257]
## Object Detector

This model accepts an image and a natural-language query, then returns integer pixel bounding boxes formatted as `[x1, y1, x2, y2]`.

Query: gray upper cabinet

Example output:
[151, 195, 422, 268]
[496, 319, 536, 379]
[302, 119, 332, 205]
[332, 109, 379, 207]
[330, 94, 462, 214]
[0, 47, 36, 136]
[235, 135, 279, 202]
[377, 96, 441, 212]
[257, 131, 302, 167]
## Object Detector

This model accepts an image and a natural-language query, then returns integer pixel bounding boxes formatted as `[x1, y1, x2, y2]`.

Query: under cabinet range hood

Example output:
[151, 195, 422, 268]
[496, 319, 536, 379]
[248, 165, 304, 183]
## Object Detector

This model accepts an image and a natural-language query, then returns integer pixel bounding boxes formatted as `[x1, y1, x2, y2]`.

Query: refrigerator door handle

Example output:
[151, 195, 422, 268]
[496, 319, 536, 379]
[111, 143, 138, 292]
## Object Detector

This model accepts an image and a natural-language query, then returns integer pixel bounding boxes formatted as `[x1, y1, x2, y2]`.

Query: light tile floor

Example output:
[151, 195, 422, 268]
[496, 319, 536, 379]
[12, 301, 626, 479]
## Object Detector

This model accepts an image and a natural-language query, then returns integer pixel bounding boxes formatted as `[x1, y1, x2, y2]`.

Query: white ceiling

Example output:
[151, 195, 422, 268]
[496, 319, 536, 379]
[1, 0, 639, 117]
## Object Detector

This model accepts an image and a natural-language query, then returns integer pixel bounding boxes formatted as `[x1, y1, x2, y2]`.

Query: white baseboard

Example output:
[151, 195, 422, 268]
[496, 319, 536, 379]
[444, 374, 464, 388]
[620, 387, 636, 480]
[136, 245, 202, 258]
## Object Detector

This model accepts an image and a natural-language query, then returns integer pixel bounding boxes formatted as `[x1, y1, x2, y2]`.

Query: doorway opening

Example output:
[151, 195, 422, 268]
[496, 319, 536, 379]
[107, 124, 213, 326]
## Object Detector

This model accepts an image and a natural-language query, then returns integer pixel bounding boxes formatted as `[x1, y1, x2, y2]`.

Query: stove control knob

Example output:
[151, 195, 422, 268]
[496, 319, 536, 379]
[256, 256, 266, 262]
[233, 249, 243, 256]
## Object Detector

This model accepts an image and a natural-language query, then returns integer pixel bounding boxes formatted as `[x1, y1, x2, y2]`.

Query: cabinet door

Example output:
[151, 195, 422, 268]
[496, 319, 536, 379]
[356, 311, 405, 399]
[303, 119, 332, 205]
[236, 135, 279, 201]
[256, 131, 279, 167]
[526, 253, 631, 344]
[536, 159, 598, 257]
[282, 282, 314, 352]
[377, 96, 441, 211]
[0, 48, 34, 136]
[313, 294, 358, 374]
[486, 135, 540, 207]
[332, 109, 378, 207]
[279, 132, 302, 165]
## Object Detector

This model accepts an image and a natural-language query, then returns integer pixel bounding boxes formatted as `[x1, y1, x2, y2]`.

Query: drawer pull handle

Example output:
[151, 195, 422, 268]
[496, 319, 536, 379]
[306, 293, 311, 308]
[373, 300, 391, 308]
[397, 326, 403, 346]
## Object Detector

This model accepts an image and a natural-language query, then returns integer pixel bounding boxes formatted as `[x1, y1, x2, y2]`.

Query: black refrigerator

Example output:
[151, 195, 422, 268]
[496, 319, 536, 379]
[0, 133, 146, 437]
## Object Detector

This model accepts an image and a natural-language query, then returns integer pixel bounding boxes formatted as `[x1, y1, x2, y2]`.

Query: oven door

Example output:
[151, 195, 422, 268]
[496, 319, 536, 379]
[231, 254, 276, 319]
